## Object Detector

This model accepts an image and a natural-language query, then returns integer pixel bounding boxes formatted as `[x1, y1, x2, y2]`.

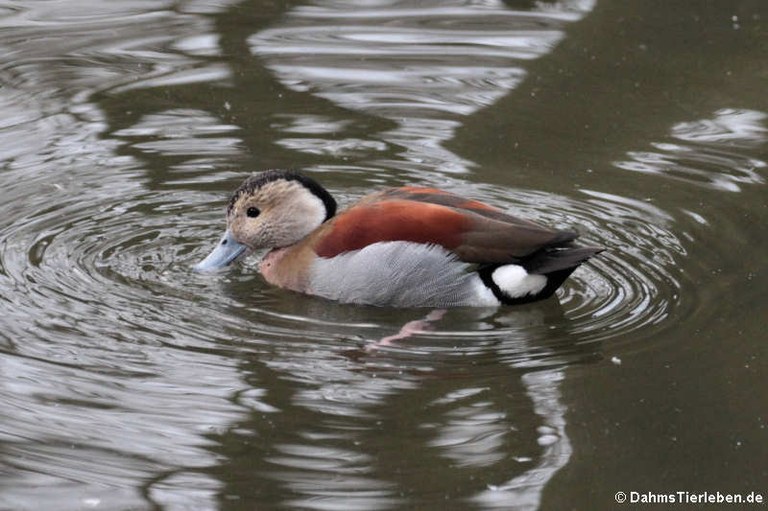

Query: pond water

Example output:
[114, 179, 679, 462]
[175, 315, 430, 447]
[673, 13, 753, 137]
[0, 0, 766, 510]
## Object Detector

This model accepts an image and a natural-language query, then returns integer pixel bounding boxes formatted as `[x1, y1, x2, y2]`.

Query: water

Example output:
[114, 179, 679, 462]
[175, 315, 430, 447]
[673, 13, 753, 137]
[1, 1, 766, 510]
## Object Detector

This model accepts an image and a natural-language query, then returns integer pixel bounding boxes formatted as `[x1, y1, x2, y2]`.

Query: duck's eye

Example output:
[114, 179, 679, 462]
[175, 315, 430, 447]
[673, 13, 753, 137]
[246, 207, 260, 218]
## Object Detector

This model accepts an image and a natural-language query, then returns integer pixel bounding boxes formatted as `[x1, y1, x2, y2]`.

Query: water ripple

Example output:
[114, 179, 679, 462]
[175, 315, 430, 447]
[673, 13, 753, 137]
[249, 0, 595, 174]
[616, 108, 767, 192]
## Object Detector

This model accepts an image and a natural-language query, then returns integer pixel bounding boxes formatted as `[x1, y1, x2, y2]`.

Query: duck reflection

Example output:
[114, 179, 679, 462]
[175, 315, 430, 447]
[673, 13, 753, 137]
[207, 271, 599, 509]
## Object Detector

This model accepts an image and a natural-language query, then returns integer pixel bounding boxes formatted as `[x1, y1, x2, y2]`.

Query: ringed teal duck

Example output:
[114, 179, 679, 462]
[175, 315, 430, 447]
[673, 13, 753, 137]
[195, 170, 603, 307]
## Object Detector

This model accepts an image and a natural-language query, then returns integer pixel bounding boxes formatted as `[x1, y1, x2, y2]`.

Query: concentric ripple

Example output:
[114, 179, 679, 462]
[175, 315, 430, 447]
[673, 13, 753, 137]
[0, 167, 685, 373]
[273, 181, 687, 372]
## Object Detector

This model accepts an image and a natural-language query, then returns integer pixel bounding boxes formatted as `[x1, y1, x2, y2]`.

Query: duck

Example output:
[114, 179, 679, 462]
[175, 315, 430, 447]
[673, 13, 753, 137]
[195, 169, 603, 307]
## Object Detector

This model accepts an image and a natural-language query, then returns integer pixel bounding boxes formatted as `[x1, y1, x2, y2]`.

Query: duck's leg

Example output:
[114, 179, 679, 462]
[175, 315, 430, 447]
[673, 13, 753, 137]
[366, 309, 447, 351]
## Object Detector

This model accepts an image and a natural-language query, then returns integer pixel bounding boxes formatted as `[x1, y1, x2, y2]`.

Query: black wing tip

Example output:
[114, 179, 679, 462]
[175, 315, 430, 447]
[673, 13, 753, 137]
[550, 229, 580, 247]
[523, 245, 604, 274]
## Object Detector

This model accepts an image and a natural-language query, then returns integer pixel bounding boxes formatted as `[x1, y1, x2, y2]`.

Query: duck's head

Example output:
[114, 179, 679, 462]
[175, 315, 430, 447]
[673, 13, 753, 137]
[194, 170, 336, 271]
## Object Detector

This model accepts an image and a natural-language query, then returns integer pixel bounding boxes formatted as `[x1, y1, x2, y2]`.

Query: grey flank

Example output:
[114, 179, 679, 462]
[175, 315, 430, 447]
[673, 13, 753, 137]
[309, 242, 497, 307]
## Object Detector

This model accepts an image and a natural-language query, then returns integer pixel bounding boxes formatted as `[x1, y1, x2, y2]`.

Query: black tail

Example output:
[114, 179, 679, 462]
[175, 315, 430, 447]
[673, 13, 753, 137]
[522, 246, 603, 301]
[478, 246, 604, 305]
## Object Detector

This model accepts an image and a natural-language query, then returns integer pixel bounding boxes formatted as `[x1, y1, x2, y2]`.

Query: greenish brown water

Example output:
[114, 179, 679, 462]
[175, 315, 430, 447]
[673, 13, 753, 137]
[0, 1, 766, 510]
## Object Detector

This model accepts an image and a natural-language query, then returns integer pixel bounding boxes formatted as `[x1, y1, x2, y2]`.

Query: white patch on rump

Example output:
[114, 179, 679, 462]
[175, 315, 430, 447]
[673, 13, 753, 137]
[492, 265, 547, 298]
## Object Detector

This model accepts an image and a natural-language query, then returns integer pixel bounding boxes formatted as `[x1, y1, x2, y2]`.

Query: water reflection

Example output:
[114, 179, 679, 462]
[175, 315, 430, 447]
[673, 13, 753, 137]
[249, 0, 595, 177]
[473, 370, 570, 510]
[205, 324, 579, 510]
[0, 2, 246, 509]
[2, 0, 765, 509]
[616, 108, 767, 192]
